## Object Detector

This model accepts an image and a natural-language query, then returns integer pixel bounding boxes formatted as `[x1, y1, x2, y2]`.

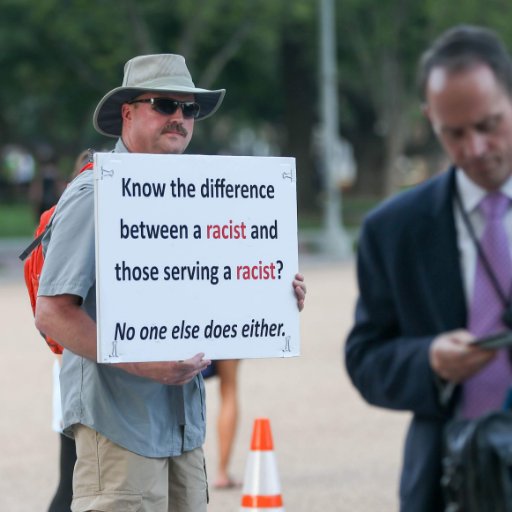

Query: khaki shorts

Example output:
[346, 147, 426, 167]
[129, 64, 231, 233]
[71, 424, 208, 512]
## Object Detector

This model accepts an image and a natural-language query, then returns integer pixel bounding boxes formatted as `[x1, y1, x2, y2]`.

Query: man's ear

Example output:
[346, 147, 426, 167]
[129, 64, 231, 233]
[121, 103, 132, 123]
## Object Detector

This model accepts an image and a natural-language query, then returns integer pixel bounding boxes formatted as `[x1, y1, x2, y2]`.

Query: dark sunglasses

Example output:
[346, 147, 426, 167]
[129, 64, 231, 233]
[128, 97, 201, 119]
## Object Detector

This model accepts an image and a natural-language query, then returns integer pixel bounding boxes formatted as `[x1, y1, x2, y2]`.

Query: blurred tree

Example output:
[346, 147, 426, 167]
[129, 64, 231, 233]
[0, 0, 321, 209]
[337, 0, 512, 196]
[3, 0, 512, 207]
[0, 1, 282, 153]
[336, 0, 431, 196]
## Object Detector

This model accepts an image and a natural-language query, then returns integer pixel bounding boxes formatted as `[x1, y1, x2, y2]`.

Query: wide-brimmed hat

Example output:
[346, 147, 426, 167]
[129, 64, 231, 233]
[93, 54, 226, 137]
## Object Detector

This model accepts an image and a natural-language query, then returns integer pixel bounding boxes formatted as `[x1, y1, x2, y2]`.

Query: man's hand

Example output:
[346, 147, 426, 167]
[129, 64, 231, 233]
[293, 273, 306, 312]
[116, 353, 211, 386]
[429, 329, 496, 383]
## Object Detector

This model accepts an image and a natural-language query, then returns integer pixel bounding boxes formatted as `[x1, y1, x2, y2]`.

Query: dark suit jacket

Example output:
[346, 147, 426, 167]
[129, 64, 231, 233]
[345, 167, 466, 511]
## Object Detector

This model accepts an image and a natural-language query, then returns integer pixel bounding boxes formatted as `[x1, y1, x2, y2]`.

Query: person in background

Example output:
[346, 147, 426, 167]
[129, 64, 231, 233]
[202, 359, 242, 489]
[345, 25, 512, 511]
[29, 152, 65, 221]
[48, 353, 76, 512]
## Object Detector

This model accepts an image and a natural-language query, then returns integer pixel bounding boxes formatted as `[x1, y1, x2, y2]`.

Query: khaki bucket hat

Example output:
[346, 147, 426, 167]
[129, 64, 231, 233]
[93, 54, 226, 137]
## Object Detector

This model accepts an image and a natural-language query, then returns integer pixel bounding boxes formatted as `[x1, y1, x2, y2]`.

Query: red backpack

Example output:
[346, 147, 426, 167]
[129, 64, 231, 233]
[19, 161, 93, 354]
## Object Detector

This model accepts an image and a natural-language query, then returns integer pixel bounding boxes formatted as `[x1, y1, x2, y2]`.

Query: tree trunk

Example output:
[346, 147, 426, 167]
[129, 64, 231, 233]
[280, 28, 318, 212]
[378, 53, 409, 197]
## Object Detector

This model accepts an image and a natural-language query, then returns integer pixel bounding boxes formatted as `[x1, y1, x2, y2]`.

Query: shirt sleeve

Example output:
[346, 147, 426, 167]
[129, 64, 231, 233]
[38, 173, 95, 301]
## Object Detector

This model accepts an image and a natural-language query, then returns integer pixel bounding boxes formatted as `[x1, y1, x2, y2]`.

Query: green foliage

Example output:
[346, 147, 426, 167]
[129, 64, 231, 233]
[0, 202, 35, 238]
[2, 0, 512, 210]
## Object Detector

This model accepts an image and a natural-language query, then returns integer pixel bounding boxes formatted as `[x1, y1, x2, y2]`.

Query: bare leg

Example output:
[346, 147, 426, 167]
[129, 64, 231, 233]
[214, 359, 240, 488]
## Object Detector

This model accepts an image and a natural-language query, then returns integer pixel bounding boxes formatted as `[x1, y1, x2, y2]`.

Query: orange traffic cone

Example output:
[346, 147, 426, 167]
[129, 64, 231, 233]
[240, 418, 285, 511]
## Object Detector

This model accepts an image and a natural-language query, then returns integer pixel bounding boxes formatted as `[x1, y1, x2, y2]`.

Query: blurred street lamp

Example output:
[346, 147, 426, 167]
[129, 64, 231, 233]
[318, 0, 352, 258]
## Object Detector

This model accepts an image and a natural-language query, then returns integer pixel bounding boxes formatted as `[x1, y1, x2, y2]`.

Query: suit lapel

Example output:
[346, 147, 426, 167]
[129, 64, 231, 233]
[415, 168, 467, 331]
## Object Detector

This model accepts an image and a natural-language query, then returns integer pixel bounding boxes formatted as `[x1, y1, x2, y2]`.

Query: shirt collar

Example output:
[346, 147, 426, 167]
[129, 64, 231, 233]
[115, 138, 129, 153]
[455, 167, 512, 214]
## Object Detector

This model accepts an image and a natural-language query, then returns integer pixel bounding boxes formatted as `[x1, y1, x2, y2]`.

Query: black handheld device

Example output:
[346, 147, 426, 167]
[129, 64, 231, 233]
[471, 331, 512, 350]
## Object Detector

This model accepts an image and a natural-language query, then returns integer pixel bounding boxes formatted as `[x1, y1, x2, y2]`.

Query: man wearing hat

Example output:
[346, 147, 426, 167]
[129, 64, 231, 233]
[36, 54, 306, 512]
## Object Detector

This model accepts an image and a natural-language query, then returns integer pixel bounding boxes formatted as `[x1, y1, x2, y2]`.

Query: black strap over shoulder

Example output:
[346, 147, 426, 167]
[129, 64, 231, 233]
[19, 218, 54, 261]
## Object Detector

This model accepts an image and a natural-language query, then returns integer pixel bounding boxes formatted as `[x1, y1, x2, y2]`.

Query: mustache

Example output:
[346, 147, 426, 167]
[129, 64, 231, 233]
[162, 121, 188, 137]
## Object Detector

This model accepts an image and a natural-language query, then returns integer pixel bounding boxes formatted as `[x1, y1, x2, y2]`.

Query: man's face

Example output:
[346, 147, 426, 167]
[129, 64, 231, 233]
[121, 92, 195, 154]
[424, 63, 512, 191]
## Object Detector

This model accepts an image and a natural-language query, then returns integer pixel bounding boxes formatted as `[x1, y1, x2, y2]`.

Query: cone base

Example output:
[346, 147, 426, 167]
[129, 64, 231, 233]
[240, 508, 285, 512]
[242, 494, 283, 507]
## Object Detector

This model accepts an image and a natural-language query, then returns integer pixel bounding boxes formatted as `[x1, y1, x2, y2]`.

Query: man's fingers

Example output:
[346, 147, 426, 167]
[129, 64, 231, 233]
[430, 331, 497, 382]
[183, 353, 211, 370]
[293, 273, 307, 312]
[169, 353, 211, 384]
[293, 274, 306, 293]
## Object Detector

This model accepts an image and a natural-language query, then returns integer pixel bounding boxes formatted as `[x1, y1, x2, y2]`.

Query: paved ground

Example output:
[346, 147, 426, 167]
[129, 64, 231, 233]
[0, 242, 409, 511]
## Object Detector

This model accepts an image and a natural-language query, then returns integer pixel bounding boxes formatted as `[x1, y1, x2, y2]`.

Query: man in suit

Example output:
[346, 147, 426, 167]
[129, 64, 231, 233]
[345, 25, 512, 511]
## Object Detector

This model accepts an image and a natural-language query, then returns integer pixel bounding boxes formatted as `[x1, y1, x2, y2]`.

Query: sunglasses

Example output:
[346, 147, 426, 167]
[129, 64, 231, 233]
[128, 97, 201, 119]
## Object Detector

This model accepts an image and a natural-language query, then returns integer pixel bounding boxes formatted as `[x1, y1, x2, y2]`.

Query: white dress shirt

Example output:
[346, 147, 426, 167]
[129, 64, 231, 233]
[454, 168, 512, 307]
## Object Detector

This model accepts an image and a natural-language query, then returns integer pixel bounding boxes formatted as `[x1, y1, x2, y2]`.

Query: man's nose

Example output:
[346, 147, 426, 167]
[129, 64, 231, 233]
[168, 108, 184, 121]
[464, 132, 487, 158]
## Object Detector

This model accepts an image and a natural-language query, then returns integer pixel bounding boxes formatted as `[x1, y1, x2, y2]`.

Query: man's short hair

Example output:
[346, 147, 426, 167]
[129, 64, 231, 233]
[417, 25, 512, 100]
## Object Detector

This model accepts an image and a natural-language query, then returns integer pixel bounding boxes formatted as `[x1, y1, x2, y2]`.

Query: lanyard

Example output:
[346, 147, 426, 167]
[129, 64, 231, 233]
[454, 187, 512, 328]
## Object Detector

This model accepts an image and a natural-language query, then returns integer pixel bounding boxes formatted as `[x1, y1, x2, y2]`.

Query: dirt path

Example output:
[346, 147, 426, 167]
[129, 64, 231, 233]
[0, 252, 409, 511]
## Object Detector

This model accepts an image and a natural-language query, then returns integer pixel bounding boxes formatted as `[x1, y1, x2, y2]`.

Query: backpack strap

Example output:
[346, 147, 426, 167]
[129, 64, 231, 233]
[79, 161, 94, 173]
[19, 222, 53, 261]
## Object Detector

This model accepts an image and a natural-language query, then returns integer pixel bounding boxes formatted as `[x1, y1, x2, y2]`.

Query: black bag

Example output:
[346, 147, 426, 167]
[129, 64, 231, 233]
[442, 411, 512, 512]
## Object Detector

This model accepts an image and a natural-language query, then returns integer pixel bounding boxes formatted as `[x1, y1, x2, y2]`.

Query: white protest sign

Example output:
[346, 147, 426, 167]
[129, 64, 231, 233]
[94, 152, 300, 363]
